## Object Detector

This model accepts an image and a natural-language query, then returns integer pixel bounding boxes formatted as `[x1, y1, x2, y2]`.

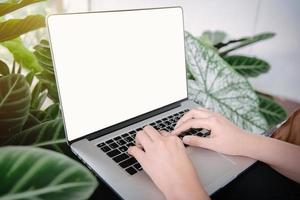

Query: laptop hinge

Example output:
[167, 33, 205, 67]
[69, 98, 187, 144]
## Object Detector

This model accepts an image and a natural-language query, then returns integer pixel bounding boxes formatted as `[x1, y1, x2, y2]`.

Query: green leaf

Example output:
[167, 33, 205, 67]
[30, 81, 46, 110]
[0, 74, 31, 140]
[3, 118, 67, 152]
[0, 59, 9, 76]
[0, 14, 45, 42]
[185, 32, 268, 133]
[44, 103, 60, 119]
[1, 38, 42, 72]
[0, 0, 46, 16]
[257, 93, 287, 128]
[25, 71, 35, 85]
[199, 30, 227, 46]
[219, 32, 275, 56]
[34, 40, 59, 102]
[224, 55, 270, 77]
[0, 146, 98, 200]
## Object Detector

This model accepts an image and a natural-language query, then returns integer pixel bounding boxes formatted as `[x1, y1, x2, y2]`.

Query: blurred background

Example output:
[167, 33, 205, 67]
[2, 0, 300, 102]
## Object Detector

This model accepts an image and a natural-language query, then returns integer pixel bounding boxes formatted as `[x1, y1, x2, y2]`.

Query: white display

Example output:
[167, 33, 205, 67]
[47, 8, 187, 141]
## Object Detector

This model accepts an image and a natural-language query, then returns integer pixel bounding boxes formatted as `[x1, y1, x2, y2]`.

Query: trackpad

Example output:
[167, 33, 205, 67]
[188, 147, 237, 187]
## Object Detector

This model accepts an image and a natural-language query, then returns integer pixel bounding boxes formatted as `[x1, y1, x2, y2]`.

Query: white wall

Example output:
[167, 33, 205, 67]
[63, 0, 300, 102]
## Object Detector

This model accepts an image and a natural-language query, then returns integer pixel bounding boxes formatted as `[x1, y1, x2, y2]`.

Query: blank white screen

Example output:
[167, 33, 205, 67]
[47, 8, 187, 141]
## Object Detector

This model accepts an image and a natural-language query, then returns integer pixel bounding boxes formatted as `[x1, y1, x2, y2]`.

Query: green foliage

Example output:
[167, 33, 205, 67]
[224, 55, 270, 77]
[0, 14, 45, 42]
[219, 32, 275, 56]
[2, 38, 42, 72]
[0, 146, 98, 200]
[0, 1, 98, 199]
[185, 32, 268, 133]
[0, 0, 46, 16]
[199, 30, 227, 47]
[200, 30, 286, 126]
[0, 60, 10, 76]
[257, 93, 287, 128]
[0, 73, 31, 140]
[34, 40, 59, 102]
[3, 118, 67, 152]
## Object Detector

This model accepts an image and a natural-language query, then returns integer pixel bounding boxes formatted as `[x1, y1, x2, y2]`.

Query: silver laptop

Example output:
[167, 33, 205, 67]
[47, 7, 255, 199]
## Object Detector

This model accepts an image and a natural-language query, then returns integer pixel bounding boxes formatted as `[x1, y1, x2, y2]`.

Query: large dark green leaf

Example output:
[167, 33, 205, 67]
[1, 38, 42, 72]
[219, 32, 275, 56]
[0, 0, 46, 16]
[3, 118, 67, 152]
[0, 14, 45, 42]
[257, 93, 287, 128]
[34, 40, 59, 102]
[0, 74, 31, 140]
[0, 59, 9, 76]
[0, 146, 98, 199]
[224, 55, 270, 77]
[185, 32, 268, 133]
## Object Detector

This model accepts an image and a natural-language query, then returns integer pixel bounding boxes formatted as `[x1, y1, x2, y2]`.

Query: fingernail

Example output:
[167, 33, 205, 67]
[183, 136, 190, 143]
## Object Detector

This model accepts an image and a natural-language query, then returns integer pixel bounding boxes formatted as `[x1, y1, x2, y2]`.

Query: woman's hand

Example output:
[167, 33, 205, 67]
[128, 126, 209, 200]
[171, 108, 250, 156]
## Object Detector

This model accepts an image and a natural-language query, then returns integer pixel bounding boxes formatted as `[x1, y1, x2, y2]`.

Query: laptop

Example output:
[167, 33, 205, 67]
[47, 7, 255, 199]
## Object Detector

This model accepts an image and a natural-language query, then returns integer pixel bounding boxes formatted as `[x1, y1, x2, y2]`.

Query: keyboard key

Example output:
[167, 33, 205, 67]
[150, 122, 155, 126]
[124, 136, 133, 142]
[107, 149, 121, 157]
[114, 136, 122, 141]
[157, 120, 162, 123]
[133, 163, 142, 171]
[119, 145, 127, 152]
[162, 118, 168, 121]
[113, 153, 129, 163]
[97, 142, 105, 147]
[125, 142, 135, 148]
[119, 157, 138, 168]
[125, 166, 137, 175]
[106, 139, 114, 144]
[116, 139, 126, 146]
[109, 142, 119, 149]
[129, 130, 135, 134]
[100, 145, 111, 152]
[136, 128, 142, 131]
[121, 133, 129, 138]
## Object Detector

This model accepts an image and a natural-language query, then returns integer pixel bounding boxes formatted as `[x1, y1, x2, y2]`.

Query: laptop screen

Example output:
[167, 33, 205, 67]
[47, 7, 187, 141]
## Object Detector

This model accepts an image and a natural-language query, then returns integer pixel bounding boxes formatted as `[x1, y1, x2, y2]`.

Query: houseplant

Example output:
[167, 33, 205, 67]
[0, 1, 287, 199]
[0, 1, 97, 199]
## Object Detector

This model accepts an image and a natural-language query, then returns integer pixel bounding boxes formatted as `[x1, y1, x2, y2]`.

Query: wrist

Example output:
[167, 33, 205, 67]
[238, 132, 265, 159]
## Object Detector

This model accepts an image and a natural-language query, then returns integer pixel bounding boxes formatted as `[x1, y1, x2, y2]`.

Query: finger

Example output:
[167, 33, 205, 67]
[135, 130, 152, 149]
[143, 125, 161, 141]
[171, 118, 212, 135]
[128, 146, 146, 164]
[160, 130, 169, 136]
[182, 135, 212, 149]
[176, 109, 211, 128]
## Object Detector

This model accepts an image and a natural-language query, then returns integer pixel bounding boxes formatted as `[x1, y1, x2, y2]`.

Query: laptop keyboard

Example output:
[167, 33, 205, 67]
[97, 109, 210, 175]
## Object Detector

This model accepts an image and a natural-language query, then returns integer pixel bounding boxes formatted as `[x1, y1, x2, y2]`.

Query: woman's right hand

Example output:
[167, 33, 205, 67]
[171, 108, 252, 156]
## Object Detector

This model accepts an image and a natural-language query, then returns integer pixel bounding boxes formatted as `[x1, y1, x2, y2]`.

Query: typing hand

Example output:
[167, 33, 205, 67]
[171, 108, 250, 156]
[128, 126, 208, 200]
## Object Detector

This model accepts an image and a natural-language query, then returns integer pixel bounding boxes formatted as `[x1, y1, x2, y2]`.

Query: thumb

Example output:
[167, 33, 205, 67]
[182, 135, 212, 149]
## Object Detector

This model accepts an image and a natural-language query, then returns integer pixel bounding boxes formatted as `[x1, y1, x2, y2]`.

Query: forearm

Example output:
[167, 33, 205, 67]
[241, 133, 300, 183]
